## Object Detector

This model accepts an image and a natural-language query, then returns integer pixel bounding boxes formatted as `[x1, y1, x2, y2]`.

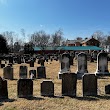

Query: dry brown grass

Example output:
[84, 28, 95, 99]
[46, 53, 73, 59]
[0, 60, 110, 110]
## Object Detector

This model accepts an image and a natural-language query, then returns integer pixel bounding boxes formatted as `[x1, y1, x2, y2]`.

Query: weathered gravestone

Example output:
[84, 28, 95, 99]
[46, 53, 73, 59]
[76, 52, 88, 79]
[41, 80, 54, 97]
[83, 74, 97, 96]
[58, 53, 71, 79]
[62, 73, 77, 97]
[0, 77, 8, 99]
[3, 66, 13, 80]
[19, 66, 27, 79]
[92, 51, 97, 60]
[105, 84, 110, 94]
[29, 70, 36, 79]
[37, 66, 46, 78]
[30, 60, 34, 67]
[17, 79, 33, 98]
[95, 52, 109, 76]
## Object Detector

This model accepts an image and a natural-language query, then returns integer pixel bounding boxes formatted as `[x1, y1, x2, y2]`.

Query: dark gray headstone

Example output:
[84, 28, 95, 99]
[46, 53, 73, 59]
[62, 73, 77, 97]
[3, 66, 13, 80]
[18, 56, 21, 64]
[0, 77, 8, 99]
[29, 70, 36, 79]
[30, 60, 34, 67]
[41, 80, 54, 97]
[40, 59, 45, 66]
[9, 57, 13, 64]
[76, 52, 88, 79]
[105, 84, 110, 94]
[37, 66, 46, 78]
[83, 74, 97, 96]
[1, 64, 5, 68]
[96, 52, 109, 76]
[19, 66, 27, 79]
[17, 79, 33, 98]
[70, 56, 74, 65]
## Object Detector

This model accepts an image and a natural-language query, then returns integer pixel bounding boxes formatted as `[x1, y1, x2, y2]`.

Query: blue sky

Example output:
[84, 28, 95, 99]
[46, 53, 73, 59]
[0, 0, 110, 40]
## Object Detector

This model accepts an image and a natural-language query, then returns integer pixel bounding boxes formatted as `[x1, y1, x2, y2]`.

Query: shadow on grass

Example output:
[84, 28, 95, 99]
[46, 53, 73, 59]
[51, 95, 64, 99]
[0, 98, 16, 103]
[25, 96, 44, 100]
[0, 103, 4, 106]
[75, 96, 99, 101]
[97, 95, 110, 100]
[97, 76, 110, 79]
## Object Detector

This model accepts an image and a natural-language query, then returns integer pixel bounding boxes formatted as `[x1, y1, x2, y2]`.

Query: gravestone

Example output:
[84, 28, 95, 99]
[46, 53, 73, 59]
[9, 56, 13, 64]
[37, 66, 46, 78]
[0, 59, 1, 64]
[92, 51, 97, 60]
[40, 58, 45, 66]
[8, 63, 12, 67]
[41, 80, 54, 97]
[95, 52, 109, 76]
[38, 59, 41, 64]
[30, 60, 34, 67]
[83, 74, 97, 96]
[1, 64, 5, 68]
[3, 66, 13, 80]
[58, 53, 71, 79]
[18, 56, 21, 64]
[70, 56, 74, 65]
[0, 77, 8, 99]
[17, 79, 33, 98]
[19, 66, 27, 79]
[62, 73, 77, 97]
[29, 70, 36, 79]
[105, 84, 110, 94]
[76, 52, 88, 79]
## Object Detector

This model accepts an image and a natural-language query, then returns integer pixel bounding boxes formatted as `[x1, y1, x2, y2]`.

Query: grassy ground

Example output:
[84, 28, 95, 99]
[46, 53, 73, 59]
[0, 59, 110, 110]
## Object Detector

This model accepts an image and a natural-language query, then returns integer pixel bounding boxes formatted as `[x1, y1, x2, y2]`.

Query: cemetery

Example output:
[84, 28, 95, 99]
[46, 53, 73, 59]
[0, 51, 110, 110]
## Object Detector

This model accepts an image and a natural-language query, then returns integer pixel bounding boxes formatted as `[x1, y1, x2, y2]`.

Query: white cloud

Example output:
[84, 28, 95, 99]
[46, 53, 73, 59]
[40, 25, 43, 28]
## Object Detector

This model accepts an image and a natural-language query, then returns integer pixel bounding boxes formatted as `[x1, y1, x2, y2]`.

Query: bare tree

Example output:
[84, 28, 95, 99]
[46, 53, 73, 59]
[21, 28, 26, 44]
[2, 31, 15, 52]
[92, 30, 106, 47]
[51, 29, 64, 47]
[30, 30, 50, 50]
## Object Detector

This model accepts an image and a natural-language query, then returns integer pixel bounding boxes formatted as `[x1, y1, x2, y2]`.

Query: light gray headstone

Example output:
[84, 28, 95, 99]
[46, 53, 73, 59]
[76, 52, 88, 79]
[95, 52, 109, 76]
[58, 53, 71, 79]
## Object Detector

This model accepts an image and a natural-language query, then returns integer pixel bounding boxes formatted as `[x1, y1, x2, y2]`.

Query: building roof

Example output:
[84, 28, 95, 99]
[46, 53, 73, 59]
[81, 37, 100, 44]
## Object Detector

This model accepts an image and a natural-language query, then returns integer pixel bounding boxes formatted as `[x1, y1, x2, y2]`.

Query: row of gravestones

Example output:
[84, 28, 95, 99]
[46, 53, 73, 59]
[0, 58, 35, 68]
[1, 73, 110, 99]
[58, 51, 110, 79]
[3, 65, 46, 80]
